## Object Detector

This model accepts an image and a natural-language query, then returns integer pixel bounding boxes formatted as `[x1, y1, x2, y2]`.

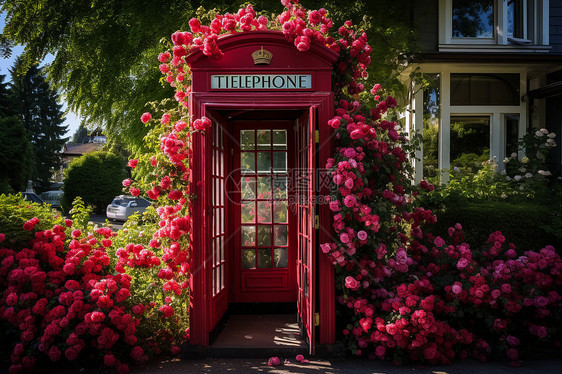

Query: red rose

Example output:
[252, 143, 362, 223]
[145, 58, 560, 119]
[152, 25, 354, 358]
[140, 112, 151, 124]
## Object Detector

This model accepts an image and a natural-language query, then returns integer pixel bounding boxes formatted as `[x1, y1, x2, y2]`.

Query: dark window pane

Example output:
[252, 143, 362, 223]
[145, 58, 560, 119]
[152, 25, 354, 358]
[450, 74, 519, 106]
[453, 0, 494, 38]
[242, 250, 256, 269]
[258, 248, 272, 268]
[450, 116, 490, 173]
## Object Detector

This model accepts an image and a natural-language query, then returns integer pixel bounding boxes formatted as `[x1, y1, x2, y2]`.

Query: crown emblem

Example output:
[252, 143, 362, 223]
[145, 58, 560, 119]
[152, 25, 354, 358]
[252, 47, 273, 65]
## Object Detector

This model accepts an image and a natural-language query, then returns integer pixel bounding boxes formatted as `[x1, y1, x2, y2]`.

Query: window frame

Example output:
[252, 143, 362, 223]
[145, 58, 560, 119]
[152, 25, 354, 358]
[439, 0, 549, 50]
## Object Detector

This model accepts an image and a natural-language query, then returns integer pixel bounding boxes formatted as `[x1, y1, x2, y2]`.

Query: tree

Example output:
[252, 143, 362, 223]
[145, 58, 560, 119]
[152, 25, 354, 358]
[71, 124, 88, 144]
[10, 58, 68, 190]
[61, 151, 127, 214]
[0, 0, 419, 151]
[0, 74, 33, 193]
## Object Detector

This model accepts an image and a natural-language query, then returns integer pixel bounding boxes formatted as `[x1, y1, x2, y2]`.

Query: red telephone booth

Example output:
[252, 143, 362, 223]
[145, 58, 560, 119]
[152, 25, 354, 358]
[188, 31, 337, 355]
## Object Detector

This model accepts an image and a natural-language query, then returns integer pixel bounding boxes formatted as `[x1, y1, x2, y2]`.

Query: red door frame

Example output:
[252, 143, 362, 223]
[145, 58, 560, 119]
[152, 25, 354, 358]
[190, 94, 335, 348]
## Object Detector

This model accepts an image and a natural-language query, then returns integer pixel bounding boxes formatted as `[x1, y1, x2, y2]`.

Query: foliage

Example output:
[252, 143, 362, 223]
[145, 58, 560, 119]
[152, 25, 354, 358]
[0, 117, 34, 194]
[71, 125, 89, 144]
[62, 151, 127, 214]
[0, 74, 34, 193]
[425, 201, 560, 252]
[0, 0, 418, 150]
[0, 196, 186, 373]
[0, 193, 64, 246]
[10, 58, 68, 191]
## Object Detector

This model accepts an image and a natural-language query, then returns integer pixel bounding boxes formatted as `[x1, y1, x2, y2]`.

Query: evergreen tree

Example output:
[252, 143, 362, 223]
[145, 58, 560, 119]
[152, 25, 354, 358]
[71, 124, 88, 144]
[0, 74, 34, 193]
[10, 58, 68, 190]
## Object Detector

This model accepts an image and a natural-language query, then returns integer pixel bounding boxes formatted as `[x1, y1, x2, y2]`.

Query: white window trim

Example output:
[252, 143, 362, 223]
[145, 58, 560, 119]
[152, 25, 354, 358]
[408, 67, 527, 182]
[439, 0, 550, 52]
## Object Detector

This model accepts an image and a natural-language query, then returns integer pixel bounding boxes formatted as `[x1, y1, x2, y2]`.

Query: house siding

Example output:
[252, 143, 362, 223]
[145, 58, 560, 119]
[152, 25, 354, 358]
[551, 0, 562, 53]
[415, 0, 439, 52]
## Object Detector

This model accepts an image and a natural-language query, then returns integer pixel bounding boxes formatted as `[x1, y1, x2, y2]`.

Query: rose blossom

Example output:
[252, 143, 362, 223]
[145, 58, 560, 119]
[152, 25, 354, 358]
[357, 230, 367, 241]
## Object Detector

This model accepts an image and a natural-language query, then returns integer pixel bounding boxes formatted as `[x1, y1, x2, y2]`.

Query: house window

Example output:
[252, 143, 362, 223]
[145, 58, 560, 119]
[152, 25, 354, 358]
[440, 0, 548, 49]
[452, 0, 494, 38]
[450, 73, 520, 106]
[450, 116, 490, 172]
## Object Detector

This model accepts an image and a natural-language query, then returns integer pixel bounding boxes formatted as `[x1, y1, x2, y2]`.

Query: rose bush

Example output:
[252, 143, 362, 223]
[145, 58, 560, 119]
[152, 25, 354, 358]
[3, 0, 560, 371]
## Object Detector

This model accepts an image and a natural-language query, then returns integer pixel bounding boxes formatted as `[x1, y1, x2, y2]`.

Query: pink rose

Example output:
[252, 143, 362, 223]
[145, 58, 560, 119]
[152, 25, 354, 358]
[268, 356, 281, 366]
[344, 276, 359, 290]
[451, 282, 462, 295]
[357, 230, 367, 241]
[340, 233, 350, 244]
[343, 195, 356, 208]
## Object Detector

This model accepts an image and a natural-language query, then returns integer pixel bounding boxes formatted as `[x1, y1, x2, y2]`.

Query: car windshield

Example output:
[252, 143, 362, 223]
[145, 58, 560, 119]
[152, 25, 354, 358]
[112, 198, 134, 207]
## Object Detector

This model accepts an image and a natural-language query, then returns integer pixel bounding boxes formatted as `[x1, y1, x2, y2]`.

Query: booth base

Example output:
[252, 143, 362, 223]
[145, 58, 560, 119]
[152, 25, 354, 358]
[181, 314, 308, 358]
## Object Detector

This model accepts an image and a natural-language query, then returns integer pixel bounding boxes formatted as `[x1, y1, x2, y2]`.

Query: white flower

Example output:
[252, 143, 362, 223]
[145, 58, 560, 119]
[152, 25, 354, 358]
[511, 152, 517, 158]
[503, 157, 510, 163]
[453, 167, 460, 172]
[535, 130, 544, 137]
[506, 176, 512, 181]
[540, 128, 549, 134]
[525, 173, 533, 178]
[519, 167, 526, 173]
[501, 193, 507, 199]
[538, 170, 552, 176]
[548, 133, 556, 139]
[514, 175, 522, 181]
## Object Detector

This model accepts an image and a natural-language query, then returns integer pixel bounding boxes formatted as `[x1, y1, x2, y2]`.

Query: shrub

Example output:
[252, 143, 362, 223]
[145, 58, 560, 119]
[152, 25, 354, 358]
[62, 151, 127, 214]
[425, 201, 561, 252]
[0, 196, 187, 373]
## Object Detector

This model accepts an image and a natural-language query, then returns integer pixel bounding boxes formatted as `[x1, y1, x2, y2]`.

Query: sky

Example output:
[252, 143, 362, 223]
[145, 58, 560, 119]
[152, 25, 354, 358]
[0, 13, 82, 140]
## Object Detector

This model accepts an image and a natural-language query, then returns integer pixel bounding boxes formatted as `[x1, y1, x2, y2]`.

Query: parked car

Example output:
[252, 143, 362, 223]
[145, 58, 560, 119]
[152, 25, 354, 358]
[40, 189, 64, 208]
[106, 195, 151, 221]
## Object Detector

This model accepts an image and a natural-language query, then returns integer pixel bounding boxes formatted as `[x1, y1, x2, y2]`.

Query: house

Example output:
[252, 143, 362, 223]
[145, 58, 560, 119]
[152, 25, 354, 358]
[53, 142, 104, 182]
[401, 0, 562, 182]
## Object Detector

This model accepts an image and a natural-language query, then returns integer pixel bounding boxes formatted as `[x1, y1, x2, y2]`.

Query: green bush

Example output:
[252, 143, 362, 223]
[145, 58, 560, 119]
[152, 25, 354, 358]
[0, 193, 64, 245]
[62, 151, 127, 214]
[425, 201, 561, 252]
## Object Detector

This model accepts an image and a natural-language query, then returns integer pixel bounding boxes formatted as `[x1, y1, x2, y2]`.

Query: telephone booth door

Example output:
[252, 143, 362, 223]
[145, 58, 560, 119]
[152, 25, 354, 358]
[231, 122, 297, 303]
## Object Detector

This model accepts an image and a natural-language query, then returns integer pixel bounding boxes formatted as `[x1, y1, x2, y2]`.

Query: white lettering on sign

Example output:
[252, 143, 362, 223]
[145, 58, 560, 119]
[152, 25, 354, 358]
[210, 74, 312, 89]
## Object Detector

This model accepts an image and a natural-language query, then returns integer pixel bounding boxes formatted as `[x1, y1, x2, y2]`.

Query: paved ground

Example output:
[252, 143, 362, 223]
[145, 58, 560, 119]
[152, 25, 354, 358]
[133, 357, 562, 374]
[90, 214, 124, 231]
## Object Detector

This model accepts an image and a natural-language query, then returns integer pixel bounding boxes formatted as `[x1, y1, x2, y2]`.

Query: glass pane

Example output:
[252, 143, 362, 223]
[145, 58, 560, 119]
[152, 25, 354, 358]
[257, 130, 271, 150]
[257, 226, 271, 246]
[273, 130, 287, 150]
[450, 74, 519, 106]
[241, 177, 255, 200]
[257, 201, 271, 223]
[256, 177, 271, 199]
[274, 225, 288, 246]
[452, 0, 494, 38]
[240, 130, 254, 150]
[257, 152, 271, 172]
[258, 248, 272, 268]
[450, 116, 490, 174]
[241, 202, 255, 223]
[241, 152, 255, 173]
[242, 250, 256, 269]
[274, 201, 288, 223]
[273, 152, 286, 172]
[505, 115, 519, 157]
[423, 74, 440, 181]
[274, 248, 288, 268]
[272, 176, 287, 199]
[241, 225, 256, 246]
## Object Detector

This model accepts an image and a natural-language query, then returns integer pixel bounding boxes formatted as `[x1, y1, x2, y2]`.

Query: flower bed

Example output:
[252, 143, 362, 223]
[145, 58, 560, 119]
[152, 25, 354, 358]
[1, 0, 561, 372]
